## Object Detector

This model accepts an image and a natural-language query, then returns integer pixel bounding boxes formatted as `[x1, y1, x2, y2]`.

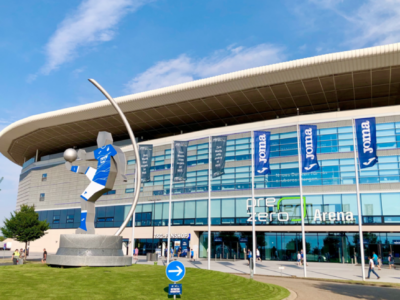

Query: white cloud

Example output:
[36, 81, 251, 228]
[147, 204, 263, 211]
[351, 0, 400, 47]
[126, 44, 285, 93]
[40, 0, 150, 75]
[312, 0, 400, 47]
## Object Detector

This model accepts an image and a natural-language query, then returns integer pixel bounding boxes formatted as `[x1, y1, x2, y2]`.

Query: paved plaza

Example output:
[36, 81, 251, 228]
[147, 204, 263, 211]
[134, 256, 400, 284]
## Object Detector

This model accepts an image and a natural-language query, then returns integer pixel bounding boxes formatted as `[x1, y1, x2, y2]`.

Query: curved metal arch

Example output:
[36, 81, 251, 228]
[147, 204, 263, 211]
[88, 79, 142, 236]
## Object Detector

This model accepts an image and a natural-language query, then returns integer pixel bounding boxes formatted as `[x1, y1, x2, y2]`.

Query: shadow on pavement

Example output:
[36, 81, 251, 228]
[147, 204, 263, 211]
[217, 262, 246, 274]
[314, 282, 400, 300]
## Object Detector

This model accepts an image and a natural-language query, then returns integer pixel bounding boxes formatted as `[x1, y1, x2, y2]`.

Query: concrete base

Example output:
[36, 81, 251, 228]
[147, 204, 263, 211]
[47, 234, 132, 267]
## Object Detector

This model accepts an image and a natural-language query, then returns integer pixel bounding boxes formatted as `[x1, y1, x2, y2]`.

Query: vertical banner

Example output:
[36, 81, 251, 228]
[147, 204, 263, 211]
[173, 141, 189, 182]
[212, 136, 227, 178]
[254, 131, 271, 175]
[139, 145, 153, 183]
[355, 117, 378, 169]
[300, 124, 320, 172]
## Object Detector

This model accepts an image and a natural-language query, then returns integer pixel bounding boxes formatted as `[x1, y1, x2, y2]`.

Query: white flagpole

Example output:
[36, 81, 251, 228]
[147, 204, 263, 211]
[296, 124, 307, 277]
[352, 119, 366, 281]
[208, 136, 212, 270]
[251, 131, 256, 275]
[167, 141, 174, 266]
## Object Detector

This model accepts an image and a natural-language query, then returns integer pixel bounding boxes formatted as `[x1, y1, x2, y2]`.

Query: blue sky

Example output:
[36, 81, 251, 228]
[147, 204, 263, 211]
[1, 0, 399, 227]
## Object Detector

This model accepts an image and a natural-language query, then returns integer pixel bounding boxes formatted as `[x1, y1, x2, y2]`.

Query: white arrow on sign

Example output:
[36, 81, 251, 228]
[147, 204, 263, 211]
[168, 266, 183, 276]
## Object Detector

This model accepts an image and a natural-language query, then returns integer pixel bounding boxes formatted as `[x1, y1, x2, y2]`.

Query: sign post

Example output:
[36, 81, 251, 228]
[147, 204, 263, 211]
[166, 261, 186, 299]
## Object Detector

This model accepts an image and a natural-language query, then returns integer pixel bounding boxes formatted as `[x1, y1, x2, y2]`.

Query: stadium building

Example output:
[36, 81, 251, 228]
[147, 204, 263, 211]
[2, 43, 400, 263]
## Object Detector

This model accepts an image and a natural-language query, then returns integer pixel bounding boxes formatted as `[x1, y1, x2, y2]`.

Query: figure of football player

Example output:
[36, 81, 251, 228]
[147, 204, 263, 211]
[64, 132, 127, 234]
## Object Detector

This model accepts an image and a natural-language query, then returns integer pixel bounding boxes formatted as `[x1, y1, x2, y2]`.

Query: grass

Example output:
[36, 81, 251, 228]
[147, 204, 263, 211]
[0, 264, 289, 300]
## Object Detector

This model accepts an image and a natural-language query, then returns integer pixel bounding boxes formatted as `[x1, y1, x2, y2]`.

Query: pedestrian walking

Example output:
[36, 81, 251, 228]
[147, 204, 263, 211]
[247, 249, 252, 265]
[41, 248, 47, 264]
[134, 247, 139, 260]
[372, 252, 378, 266]
[300, 249, 308, 266]
[164, 248, 167, 258]
[257, 249, 261, 262]
[297, 251, 301, 266]
[19, 248, 25, 261]
[12, 249, 19, 265]
[367, 255, 380, 279]
[388, 251, 396, 269]
[190, 249, 194, 261]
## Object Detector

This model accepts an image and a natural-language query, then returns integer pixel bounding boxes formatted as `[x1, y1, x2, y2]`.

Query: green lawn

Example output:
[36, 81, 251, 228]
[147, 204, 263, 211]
[0, 263, 289, 300]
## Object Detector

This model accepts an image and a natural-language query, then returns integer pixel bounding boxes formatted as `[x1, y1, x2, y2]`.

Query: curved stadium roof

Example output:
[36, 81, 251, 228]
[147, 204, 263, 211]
[2, 43, 400, 166]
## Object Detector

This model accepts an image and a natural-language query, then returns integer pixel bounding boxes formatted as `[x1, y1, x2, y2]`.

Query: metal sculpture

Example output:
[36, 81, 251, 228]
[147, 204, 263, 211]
[64, 132, 127, 234]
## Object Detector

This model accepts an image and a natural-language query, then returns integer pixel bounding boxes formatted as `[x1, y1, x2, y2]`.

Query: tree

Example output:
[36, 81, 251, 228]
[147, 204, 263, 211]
[0, 236, 4, 242]
[1, 205, 50, 260]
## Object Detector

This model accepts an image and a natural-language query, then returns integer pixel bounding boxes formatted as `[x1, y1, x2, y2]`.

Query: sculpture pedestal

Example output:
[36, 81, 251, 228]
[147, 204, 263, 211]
[47, 234, 132, 267]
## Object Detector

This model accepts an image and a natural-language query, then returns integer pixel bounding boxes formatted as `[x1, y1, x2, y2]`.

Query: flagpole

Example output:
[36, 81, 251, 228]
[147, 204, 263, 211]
[352, 118, 366, 281]
[296, 124, 307, 277]
[208, 136, 212, 270]
[251, 131, 256, 275]
[167, 141, 173, 266]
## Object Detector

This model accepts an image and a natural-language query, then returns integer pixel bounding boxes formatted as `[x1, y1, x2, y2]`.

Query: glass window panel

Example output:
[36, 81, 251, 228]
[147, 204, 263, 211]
[341, 194, 358, 215]
[378, 163, 398, 170]
[361, 194, 382, 216]
[197, 143, 208, 149]
[377, 123, 394, 130]
[154, 203, 163, 219]
[197, 170, 208, 176]
[319, 128, 337, 135]
[236, 198, 249, 217]
[221, 199, 235, 217]
[142, 204, 152, 213]
[381, 193, 400, 216]
[184, 201, 195, 218]
[211, 199, 221, 218]
[236, 138, 250, 144]
[173, 202, 184, 219]
[162, 202, 169, 219]
[338, 126, 353, 133]
[377, 129, 395, 137]
[196, 200, 207, 218]
[377, 136, 396, 143]
[323, 195, 342, 213]
[280, 162, 299, 169]
[280, 132, 297, 139]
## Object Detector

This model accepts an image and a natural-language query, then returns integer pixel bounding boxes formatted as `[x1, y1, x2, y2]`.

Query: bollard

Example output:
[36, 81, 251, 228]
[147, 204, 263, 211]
[351, 258, 354, 265]
[249, 258, 254, 279]
[215, 254, 217, 262]
[234, 255, 236, 262]
[227, 253, 229, 260]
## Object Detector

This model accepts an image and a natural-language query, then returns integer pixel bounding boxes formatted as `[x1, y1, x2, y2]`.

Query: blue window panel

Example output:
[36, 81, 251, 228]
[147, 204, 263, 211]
[236, 178, 250, 183]
[235, 149, 250, 155]
[379, 156, 398, 162]
[236, 154, 250, 160]
[377, 142, 396, 149]
[197, 143, 208, 149]
[338, 126, 353, 133]
[280, 149, 298, 156]
[197, 186, 208, 192]
[378, 163, 398, 170]
[236, 138, 250, 144]
[338, 133, 353, 139]
[226, 140, 235, 146]
[187, 156, 196, 161]
[342, 178, 356, 184]
[280, 132, 297, 139]
[379, 170, 400, 175]
[380, 176, 400, 183]
[338, 139, 353, 146]
[165, 149, 171, 155]
[270, 145, 280, 152]
[377, 123, 394, 130]
[359, 170, 379, 176]
[197, 149, 208, 154]
[226, 145, 235, 151]
[221, 184, 235, 190]
[321, 165, 340, 172]
[340, 165, 355, 172]
[340, 158, 354, 165]
[359, 177, 380, 184]
[322, 178, 340, 185]
[125, 188, 134, 193]
[270, 151, 279, 157]
[377, 136, 396, 143]
[236, 144, 250, 150]
[197, 154, 208, 159]
[127, 160, 136, 165]
[377, 129, 395, 137]
[339, 145, 354, 152]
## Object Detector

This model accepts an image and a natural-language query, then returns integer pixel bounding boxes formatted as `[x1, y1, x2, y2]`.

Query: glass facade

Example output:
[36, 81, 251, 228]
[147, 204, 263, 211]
[37, 192, 400, 229]
[198, 231, 400, 264]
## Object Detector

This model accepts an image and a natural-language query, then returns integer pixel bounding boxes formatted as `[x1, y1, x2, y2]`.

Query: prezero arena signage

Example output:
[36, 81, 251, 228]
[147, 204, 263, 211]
[246, 197, 354, 223]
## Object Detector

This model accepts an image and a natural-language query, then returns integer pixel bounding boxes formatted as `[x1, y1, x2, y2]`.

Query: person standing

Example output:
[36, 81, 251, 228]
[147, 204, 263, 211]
[12, 249, 19, 265]
[135, 247, 139, 260]
[297, 251, 301, 266]
[190, 249, 194, 261]
[388, 251, 396, 269]
[372, 252, 378, 267]
[41, 248, 47, 264]
[256, 249, 261, 262]
[247, 249, 252, 265]
[367, 255, 380, 279]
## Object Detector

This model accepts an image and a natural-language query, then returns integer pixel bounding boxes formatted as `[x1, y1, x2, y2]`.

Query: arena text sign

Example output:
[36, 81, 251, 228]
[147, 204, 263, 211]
[246, 197, 354, 222]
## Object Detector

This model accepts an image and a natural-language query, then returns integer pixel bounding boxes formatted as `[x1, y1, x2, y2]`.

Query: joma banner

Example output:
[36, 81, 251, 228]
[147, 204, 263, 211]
[299, 124, 320, 172]
[254, 131, 271, 175]
[173, 141, 189, 182]
[355, 117, 378, 169]
[212, 136, 227, 178]
[139, 144, 153, 182]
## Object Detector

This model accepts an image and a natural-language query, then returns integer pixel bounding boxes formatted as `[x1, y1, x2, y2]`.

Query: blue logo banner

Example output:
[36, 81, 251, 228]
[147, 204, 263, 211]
[254, 131, 271, 175]
[355, 117, 378, 169]
[300, 125, 320, 173]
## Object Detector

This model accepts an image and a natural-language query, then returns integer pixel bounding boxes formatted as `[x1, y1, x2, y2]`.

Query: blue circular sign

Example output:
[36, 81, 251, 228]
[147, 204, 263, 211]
[166, 261, 186, 282]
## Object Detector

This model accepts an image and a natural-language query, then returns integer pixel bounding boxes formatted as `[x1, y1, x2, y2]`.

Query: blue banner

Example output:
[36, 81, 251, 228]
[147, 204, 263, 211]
[300, 125, 320, 172]
[254, 131, 271, 175]
[355, 117, 378, 169]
